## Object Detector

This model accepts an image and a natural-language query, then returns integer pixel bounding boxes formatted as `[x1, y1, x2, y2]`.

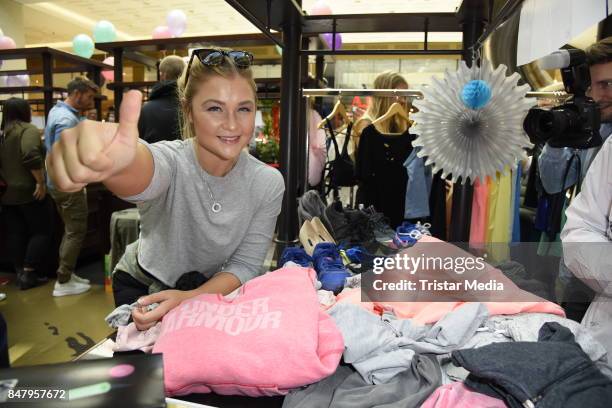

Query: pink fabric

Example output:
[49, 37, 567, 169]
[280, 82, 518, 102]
[153, 267, 344, 397]
[334, 235, 565, 324]
[469, 177, 490, 246]
[308, 109, 327, 186]
[114, 322, 162, 353]
[421, 382, 507, 408]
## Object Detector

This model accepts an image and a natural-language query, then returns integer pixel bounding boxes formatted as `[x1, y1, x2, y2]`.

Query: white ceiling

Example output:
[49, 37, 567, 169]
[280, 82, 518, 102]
[18, 0, 464, 48]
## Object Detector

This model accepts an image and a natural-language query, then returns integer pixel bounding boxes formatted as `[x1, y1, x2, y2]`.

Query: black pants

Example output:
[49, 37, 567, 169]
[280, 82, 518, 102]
[112, 271, 150, 307]
[113, 268, 210, 307]
[0, 313, 8, 368]
[2, 199, 52, 272]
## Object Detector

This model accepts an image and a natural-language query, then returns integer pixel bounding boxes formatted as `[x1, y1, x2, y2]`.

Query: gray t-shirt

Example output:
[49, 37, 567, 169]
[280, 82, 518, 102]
[121, 138, 285, 287]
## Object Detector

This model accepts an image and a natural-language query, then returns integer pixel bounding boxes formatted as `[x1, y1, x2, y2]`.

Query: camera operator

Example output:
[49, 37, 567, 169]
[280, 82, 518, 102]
[561, 37, 612, 360]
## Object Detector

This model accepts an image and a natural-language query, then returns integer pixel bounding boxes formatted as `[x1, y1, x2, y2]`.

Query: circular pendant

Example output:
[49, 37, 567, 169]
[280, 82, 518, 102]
[211, 202, 222, 213]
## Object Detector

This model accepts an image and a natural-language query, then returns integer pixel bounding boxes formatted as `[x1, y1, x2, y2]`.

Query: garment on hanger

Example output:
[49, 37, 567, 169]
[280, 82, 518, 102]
[512, 165, 522, 242]
[308, 109, 327, 187]
[403, 146, 433, 219]
[355, 124, 414, 228]
[324, 118, 357, 192]
[428, 171, 448, 240]
[469, 176, 490, 246]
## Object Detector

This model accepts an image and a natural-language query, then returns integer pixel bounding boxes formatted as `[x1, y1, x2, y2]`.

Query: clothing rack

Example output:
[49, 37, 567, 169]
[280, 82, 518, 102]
[303, 89, 569, 100]
[302, 89, 424, 99]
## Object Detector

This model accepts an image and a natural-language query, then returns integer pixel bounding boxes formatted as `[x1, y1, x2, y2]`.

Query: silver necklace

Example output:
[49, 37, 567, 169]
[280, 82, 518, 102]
[202, 176, 222, 213]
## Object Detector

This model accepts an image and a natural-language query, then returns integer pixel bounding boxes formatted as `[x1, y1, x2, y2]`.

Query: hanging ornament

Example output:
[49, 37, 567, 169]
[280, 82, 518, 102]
[461, 79, 492, 109]
[412, 60, 533, 184]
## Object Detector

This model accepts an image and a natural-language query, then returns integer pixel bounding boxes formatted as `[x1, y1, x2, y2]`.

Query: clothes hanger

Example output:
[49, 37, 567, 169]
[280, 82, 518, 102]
[318, 99, 351, 132]
[371, 102, 414, 135]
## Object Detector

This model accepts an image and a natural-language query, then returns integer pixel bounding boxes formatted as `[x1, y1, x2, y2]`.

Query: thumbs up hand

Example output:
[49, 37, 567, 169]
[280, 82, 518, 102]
[47, 90, 143, 192]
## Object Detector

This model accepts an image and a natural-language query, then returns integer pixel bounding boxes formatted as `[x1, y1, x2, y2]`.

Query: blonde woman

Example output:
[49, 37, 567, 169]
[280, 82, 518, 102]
[46, 48, 285, 330]
[353, 71, 412, 154]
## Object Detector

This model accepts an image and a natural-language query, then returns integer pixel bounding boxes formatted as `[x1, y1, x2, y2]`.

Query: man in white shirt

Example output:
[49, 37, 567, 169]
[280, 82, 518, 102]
[562, 37, 612, 359]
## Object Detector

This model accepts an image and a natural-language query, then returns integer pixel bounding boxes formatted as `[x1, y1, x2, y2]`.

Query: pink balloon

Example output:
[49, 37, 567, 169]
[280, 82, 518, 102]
[310, 1, 332, 15]
[152, 26, 172, 39]
[102, 56, 114, 81]
[0, 36, 17, 50]
[321, 33, 342, 50]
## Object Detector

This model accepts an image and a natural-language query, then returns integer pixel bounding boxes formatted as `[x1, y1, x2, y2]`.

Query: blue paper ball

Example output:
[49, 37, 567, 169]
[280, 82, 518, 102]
[461, 80, 492, 110]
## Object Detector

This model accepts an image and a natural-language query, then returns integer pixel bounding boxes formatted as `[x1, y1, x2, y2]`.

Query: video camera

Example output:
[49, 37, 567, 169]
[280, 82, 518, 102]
[523, 49, 603, 149]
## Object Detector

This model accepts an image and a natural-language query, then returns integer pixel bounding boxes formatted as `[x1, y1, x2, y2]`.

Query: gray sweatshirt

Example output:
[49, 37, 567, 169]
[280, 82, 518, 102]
[120, 139, 285, 287]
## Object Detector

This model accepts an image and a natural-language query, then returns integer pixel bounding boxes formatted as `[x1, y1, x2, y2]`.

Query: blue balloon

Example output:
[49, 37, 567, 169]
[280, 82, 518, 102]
[93, 20, 117, 43]
[461, 80, 492, 110]
[73, 34, 94, 58]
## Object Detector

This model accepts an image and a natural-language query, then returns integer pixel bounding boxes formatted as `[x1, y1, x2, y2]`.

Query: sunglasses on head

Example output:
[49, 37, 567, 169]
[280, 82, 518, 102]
[184, 48, 254, 86]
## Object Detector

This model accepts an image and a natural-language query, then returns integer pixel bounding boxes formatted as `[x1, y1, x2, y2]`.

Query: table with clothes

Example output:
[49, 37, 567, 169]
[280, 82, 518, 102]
[102, 230, 612, 408]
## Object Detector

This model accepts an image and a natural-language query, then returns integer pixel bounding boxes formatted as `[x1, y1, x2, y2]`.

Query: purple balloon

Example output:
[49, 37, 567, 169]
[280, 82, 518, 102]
[321, 33, 342, 50]
[6, 74, 30, 87]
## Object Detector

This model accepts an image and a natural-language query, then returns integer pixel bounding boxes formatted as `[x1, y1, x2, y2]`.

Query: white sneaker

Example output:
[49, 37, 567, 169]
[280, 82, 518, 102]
[52, 277, 91, 297]
[71, 274, 90, 284]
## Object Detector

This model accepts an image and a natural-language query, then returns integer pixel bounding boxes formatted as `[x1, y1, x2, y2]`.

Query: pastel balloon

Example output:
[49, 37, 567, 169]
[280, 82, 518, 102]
[310, 1, 332, 15]
[166, 9, 187, 37]
[102, 56, 114, 81]
[93, 20, 117, 43]
[0, 36, 17, 50]
[321, 33, 342, 50]
[152, 26, 172, 39]
[73, 34, 94, 58]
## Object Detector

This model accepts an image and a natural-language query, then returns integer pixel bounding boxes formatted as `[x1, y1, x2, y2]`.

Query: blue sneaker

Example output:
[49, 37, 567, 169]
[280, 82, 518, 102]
[393, 225, 420, 248]
[312, 243, 351, 294]
[279, 247, 313, 268]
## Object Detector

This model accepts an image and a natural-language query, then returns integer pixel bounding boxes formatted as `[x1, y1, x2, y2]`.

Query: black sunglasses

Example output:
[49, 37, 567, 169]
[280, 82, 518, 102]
[184, 49, 254, 86]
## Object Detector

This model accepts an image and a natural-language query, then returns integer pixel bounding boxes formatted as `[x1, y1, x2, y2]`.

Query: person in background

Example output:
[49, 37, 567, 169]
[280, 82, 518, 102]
[85, 108, 98, 121]
[44, 77, 98, 297]
[137, 55, 186, 143]
[561, 37, 612, 358]
[0, 98, 51, 290]
[352, 71, 412, 154]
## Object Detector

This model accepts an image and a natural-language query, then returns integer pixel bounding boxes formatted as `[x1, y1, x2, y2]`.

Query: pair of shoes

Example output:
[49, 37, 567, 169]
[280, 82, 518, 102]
[16, 269, 42, 290]
[52, 276, 91, 297]
[312, 242, 351, 294]
[393, 222, 428, 248]
[325, 202, 375, 244]
[362, 206, 396, 244]
[71, 274, 90, 284]
[279, 247, 313, 268]
[298, 191, 334, 233]
[299, 217, 335, 256]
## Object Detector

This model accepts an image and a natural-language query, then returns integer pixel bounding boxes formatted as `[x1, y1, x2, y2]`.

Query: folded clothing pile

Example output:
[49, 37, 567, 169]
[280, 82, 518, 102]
[153, 266, 344, 397]
[452, 322, 612, 408]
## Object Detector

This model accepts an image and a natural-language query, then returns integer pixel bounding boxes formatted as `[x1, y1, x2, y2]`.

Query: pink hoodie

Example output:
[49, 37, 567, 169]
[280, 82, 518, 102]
[153, 267, 344, 397]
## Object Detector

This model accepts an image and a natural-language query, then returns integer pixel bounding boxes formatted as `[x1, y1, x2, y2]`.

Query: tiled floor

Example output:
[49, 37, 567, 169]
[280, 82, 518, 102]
[0, 241, 279, 368]
[0, 257, 115, 367]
